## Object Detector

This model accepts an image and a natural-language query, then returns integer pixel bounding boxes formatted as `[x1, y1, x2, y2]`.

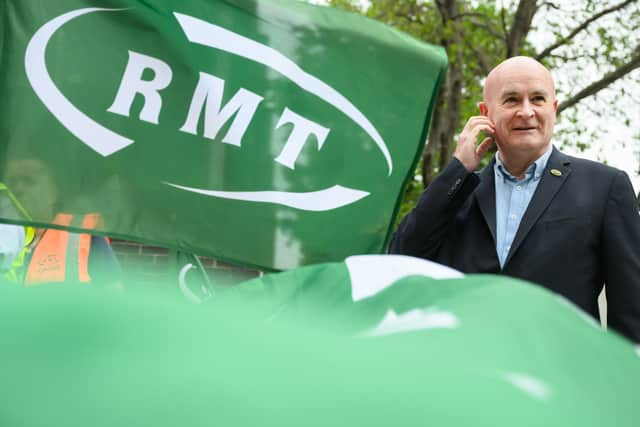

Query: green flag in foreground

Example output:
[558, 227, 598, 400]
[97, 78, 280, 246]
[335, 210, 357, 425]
[0, 0, 446, 270]
[1, 255, 638, 426]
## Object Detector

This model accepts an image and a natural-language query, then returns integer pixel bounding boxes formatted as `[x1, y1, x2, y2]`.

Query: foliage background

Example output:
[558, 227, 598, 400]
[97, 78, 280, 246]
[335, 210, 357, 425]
[327, 0, 640, 222]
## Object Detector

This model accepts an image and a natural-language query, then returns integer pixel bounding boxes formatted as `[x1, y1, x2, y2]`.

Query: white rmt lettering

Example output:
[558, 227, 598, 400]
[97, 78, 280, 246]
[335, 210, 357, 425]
[179, 72, 263, 147]
[274, 108, 330, 170]
[106, 53, 331, 166]
[107, 51, 173, 124]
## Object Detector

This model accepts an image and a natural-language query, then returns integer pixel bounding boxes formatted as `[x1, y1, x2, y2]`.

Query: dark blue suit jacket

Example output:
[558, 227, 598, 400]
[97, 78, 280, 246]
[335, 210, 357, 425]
[390, 148, 640, 342]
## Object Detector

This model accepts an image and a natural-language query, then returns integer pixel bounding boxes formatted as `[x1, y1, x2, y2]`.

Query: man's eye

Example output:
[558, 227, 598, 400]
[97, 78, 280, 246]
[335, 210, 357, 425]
[504, 98, 517, 104]
[532, 96, 546, 103]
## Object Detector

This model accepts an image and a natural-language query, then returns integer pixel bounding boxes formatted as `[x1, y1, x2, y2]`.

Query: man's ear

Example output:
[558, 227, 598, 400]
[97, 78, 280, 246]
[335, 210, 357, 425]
[478, 101, 488, 116]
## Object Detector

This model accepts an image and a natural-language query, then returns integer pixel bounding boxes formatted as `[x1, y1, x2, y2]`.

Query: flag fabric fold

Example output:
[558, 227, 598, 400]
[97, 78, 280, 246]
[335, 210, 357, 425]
[1, 255, 638, 426]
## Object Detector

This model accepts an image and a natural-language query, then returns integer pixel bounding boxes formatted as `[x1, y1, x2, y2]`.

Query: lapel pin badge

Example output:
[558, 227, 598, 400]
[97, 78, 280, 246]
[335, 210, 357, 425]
[550, 168, 562, 177]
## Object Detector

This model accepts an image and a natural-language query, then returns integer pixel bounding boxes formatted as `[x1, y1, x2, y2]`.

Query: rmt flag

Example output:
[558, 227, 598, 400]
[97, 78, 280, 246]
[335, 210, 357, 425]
[0, 0, 446, 270]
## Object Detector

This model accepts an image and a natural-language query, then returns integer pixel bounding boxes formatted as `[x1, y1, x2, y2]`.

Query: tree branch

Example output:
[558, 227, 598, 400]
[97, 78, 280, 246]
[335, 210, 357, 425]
[540, 2, 561, 10]
[506, 0, 538, 57]
[466, 17, 505, 39]
[536, 0, 636, 61]
[558, 49, 640, 113]
[450, 11, 490, 20]
[461, 36, 491, 75]
[547, 52, 600, 62]
[499, 6, 509, 49]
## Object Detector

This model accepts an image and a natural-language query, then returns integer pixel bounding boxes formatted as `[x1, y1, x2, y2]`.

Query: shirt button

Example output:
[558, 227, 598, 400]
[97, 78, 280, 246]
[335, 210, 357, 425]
[510, 214, 517, 220]
[516, 185, 522, 191]
[506, 245, 511, 250]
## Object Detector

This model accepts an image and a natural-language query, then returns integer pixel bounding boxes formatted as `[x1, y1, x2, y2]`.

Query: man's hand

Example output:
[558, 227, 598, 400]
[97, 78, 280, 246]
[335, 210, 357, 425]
[453, 116, 495, 172]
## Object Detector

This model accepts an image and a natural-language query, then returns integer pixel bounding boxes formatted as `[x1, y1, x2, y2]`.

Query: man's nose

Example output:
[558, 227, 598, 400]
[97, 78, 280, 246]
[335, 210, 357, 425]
[516, 100, 534, 118]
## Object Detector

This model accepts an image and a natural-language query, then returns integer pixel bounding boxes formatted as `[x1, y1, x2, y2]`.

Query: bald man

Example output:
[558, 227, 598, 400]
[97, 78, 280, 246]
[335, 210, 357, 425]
[390, 56, 640, 343]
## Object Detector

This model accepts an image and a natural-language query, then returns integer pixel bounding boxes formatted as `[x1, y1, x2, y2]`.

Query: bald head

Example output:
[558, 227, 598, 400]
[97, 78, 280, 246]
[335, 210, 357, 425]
[483, 56, 555, 102]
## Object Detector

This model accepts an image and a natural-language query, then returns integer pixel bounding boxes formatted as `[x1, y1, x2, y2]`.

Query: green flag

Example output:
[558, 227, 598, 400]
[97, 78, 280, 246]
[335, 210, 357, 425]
[1, 256, 638, 426]
[219, 255, 640, 420]
[221, 254, 628, 338]
[0, 0, 447, 270]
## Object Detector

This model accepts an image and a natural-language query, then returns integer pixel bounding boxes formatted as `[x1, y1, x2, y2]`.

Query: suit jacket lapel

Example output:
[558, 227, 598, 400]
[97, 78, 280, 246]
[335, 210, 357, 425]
[504, 148, 572, 266]
[475, 159, 497, 245]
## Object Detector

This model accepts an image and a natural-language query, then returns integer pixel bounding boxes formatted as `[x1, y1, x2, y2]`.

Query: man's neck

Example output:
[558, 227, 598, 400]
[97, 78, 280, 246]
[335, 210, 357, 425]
[498, 145, 551, 179]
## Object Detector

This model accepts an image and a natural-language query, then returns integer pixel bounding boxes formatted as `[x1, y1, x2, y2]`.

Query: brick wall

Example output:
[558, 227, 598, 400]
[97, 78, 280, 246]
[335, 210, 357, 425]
[110, 239, 262, 290]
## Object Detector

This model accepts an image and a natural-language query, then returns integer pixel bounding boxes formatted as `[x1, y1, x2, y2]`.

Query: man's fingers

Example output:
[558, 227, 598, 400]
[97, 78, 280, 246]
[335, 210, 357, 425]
[460, 126, 494, 151]
[455, 116, 495, 172]
[460, 119, 494, 143]
[475, 136, 494, 158]
[465, 116, 495, 131]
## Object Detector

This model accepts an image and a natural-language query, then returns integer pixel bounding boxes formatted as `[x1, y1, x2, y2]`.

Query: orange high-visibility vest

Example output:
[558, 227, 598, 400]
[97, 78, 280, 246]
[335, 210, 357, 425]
[24, 213, 101, 285]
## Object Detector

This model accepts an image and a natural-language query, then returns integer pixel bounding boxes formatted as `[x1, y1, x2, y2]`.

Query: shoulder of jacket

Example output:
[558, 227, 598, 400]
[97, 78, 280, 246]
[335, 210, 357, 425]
[555, 150, 621, 176]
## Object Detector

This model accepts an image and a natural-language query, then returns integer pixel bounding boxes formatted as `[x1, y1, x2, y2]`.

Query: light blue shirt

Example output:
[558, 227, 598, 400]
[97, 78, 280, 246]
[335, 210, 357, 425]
[494, 146, 552, 268]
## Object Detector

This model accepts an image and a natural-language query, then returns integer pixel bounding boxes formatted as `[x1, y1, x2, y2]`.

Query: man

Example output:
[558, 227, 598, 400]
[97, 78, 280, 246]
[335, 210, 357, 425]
[389, 56, 640, 342]
[4, 158, 122, 287]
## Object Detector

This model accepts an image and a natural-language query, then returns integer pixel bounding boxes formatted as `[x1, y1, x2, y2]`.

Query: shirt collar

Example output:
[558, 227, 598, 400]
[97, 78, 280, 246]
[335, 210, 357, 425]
[494, 145, 553, 182]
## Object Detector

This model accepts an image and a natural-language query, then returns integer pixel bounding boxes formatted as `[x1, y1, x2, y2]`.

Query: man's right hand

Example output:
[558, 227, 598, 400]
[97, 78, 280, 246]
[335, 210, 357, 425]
[453, 116, 495, 172]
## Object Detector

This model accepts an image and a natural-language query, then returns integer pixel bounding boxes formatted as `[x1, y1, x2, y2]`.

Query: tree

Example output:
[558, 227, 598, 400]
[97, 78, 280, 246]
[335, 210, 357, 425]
[329, 0, 640, 217]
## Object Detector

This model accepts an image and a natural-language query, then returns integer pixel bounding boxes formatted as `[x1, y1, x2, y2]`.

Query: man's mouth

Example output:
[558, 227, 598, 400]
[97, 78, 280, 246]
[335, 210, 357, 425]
[513, 126, 537, 131]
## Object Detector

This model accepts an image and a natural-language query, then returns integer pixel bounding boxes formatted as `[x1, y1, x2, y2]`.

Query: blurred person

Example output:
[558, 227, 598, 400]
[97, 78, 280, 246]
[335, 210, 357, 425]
[4, 158, 122, 287]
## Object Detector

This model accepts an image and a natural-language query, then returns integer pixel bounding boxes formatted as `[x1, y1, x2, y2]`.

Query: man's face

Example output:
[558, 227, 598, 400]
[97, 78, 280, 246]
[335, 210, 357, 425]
[479, 60, 558, 157]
